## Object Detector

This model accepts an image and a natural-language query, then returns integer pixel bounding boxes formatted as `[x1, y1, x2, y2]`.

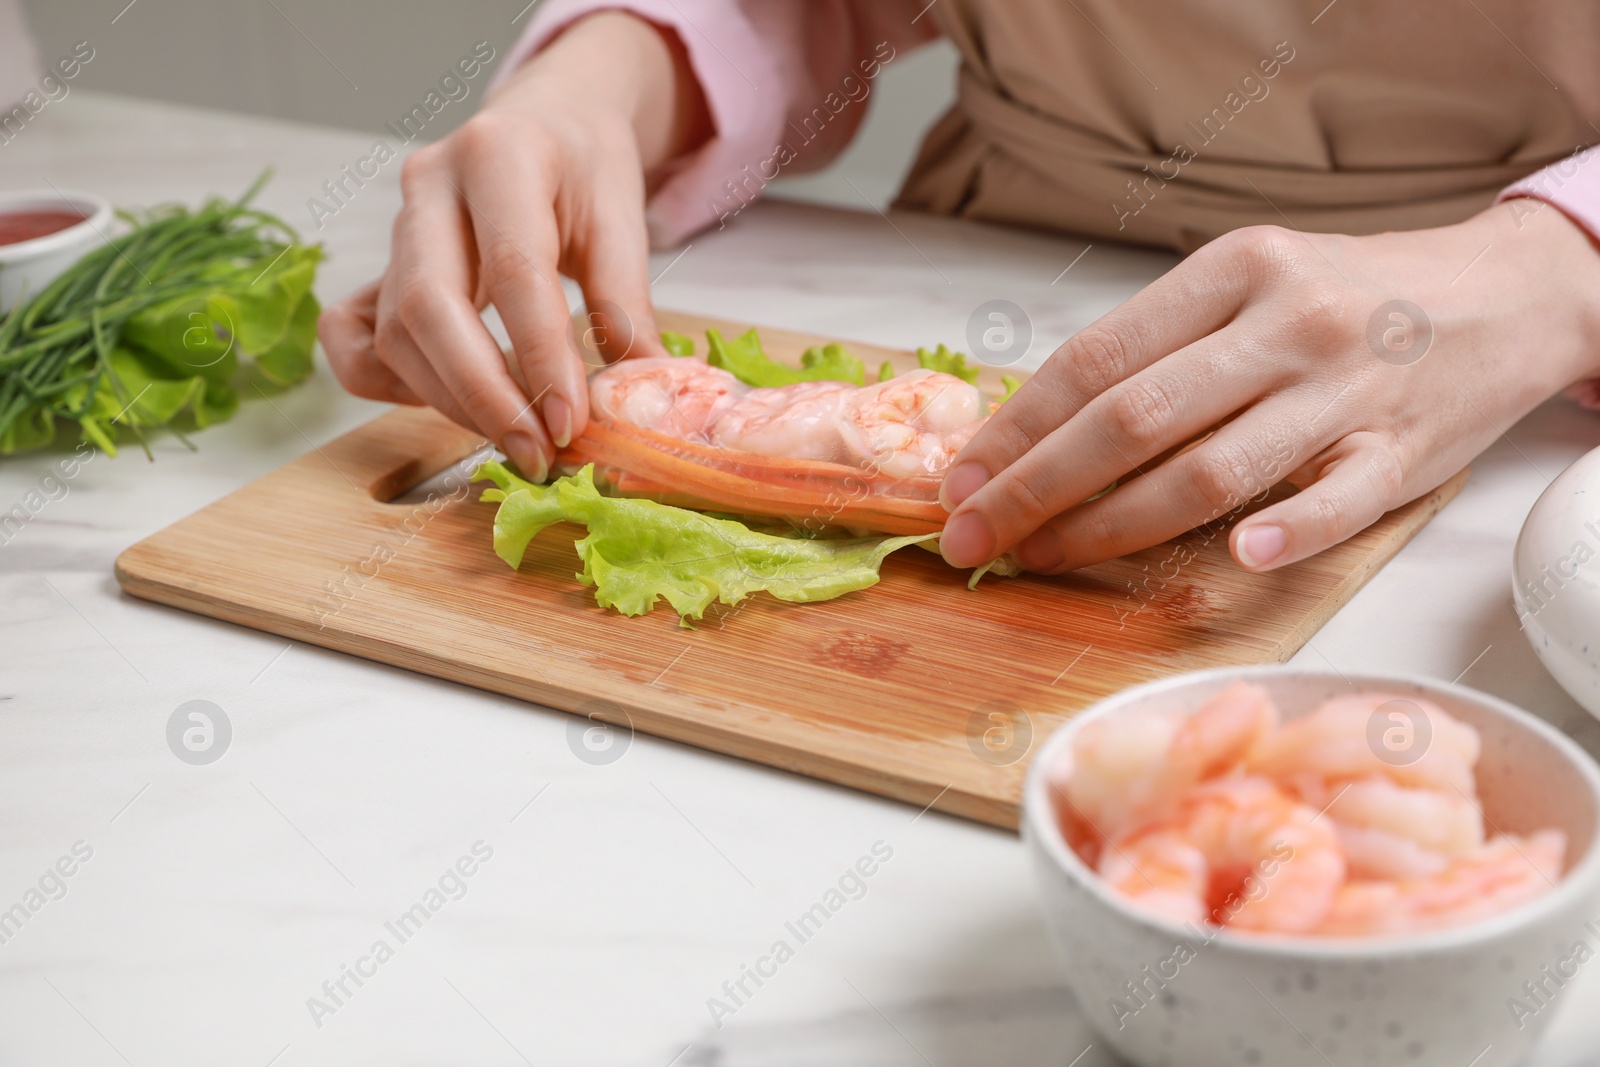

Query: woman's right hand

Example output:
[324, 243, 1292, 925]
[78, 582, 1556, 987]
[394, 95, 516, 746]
[318, 12, 710, 480]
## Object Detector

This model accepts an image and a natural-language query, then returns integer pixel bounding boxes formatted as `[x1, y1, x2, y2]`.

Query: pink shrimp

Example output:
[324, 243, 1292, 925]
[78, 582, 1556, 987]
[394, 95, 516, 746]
[1320, 776, 1485, 880]
[1094, 829, 1208, 925]
[1059, 681, 1278, 861]
[589, 357, 747, 443]
[708, 380, 857, 462]
[1245, 692, 1481, 797]
[567, 357, 994, 533]
[1100, 777, 1346, 933]
[1315, 830, 1567, 936]
[1070, 683, 1567, 937]
[838, 369, 987, 479]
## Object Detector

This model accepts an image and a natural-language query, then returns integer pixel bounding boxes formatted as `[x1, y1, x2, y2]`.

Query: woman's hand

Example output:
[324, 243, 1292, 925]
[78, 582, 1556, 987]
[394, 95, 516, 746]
[317, 12, 710, 479]
[939, 200, 1600, 573]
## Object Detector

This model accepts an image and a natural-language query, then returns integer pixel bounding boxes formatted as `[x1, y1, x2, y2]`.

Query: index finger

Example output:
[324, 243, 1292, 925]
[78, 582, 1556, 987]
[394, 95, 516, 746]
[449, 131, 587, 448]
[944, 246, 1253, 513]
[383, 157, 556, 473]
[937, 245, 1253, 568]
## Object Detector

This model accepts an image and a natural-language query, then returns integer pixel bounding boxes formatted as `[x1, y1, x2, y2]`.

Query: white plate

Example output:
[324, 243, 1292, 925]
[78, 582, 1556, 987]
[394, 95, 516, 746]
[1514, 445, 1600, 719]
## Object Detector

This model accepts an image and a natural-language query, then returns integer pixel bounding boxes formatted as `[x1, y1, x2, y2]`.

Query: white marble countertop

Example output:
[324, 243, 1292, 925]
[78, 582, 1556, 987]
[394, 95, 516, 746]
[5, 92, 1600, 1067]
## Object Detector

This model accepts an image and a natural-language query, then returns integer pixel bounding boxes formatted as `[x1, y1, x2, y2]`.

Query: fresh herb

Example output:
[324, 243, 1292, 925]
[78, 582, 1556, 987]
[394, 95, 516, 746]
[475, 460, 936, 625]
[0, 172, 321, 457]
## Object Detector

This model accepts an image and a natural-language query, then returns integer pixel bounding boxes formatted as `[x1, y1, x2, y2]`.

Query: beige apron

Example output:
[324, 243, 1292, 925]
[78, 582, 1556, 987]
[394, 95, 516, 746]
[897, 0, 1600, 252]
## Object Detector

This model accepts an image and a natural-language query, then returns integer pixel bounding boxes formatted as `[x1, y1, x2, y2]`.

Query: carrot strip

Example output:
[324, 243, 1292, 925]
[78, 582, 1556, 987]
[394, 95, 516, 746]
[556, 418, 948, 535]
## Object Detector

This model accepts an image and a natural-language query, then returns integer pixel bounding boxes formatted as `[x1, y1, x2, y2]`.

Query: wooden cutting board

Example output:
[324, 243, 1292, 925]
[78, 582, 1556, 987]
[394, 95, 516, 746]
[115, 311, 1466, 829]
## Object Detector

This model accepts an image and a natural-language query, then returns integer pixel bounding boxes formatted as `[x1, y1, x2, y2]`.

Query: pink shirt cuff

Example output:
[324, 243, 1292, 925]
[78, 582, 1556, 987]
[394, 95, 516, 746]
[1499, 145, 1600, 239]
[494, 0, 935, 247]
[1498, 146, 1600, 409]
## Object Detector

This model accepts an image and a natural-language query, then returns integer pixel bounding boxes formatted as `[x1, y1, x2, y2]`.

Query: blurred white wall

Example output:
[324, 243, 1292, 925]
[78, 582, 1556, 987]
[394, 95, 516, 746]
[21, 0, 532, 136]
[18, 0, 959, 208]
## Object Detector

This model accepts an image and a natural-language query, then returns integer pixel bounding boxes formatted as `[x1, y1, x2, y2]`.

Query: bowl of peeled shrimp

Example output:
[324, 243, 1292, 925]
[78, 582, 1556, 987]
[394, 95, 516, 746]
[1022, 667, 1600, 1067]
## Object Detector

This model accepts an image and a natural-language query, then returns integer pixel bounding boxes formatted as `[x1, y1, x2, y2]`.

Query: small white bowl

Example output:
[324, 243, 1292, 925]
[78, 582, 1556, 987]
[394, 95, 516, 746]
[1022, 666, 1600, 1067]
[0, 189, 113, 312]
[1515, 444, 1600, 720]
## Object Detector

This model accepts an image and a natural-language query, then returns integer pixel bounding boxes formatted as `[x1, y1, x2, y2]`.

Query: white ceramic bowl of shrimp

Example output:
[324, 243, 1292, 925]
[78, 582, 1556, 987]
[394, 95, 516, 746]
[1021, 666, 1600, 1067]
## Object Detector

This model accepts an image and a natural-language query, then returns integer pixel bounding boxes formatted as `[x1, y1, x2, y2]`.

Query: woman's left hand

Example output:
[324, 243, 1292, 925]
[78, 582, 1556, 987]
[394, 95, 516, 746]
[938, 199, 1600, 574]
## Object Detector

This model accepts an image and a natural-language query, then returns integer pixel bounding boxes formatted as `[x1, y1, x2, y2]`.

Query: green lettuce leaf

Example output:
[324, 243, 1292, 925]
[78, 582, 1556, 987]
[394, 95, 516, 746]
[884, 353, 1019, 403]
[705, 328, 866, 387]
[253, 289, 322, 385]
[915, 343, 980, 384]
[966, 554, 1024, 589]
[118, 244, 322, 389]
[661, 330, 696, 357]
[63, 345, 239, 456]
[229, 243, 321, 357]
[475, 461, 936, 625]
[796, 342, 868, 385]
[0, 404, 56, 454]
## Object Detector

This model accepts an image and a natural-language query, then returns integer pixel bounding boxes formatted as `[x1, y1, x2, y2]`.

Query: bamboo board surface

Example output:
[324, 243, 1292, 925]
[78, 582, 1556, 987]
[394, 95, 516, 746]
[115, 311, 1467, 828]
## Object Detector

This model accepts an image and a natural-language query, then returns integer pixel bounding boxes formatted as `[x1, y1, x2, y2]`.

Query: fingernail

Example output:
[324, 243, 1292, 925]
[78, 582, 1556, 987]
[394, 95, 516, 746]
[940, 462, 990, 511]
[1237, 524, 1286, 569]
[1017, 529, 1065, 572]
[940, 511, 996, 568]
[502, 430, 549, 483]
[543, 395, 572, 449]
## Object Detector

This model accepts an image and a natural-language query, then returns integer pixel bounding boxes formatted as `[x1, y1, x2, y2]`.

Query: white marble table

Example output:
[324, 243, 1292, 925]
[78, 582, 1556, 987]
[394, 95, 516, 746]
[4, 92, 1600, 1067]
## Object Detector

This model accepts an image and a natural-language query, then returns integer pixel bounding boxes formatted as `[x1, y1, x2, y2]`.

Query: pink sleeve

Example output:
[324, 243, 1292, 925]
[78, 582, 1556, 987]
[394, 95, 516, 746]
[1498, 146, 1600, 408]
[493, 0, 938, 247]
[1498, 145, 1600, 240]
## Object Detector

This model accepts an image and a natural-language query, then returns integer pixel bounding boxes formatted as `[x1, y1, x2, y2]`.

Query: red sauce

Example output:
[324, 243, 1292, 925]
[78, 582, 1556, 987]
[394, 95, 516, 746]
[0, 209, 88, 247]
